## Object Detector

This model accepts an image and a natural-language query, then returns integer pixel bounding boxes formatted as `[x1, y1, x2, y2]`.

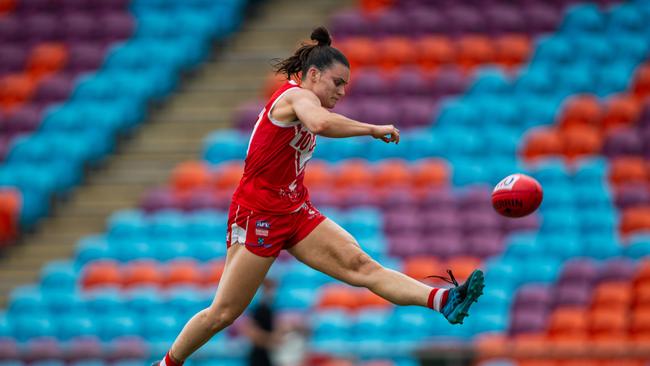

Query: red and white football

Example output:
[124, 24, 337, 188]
[491, 173, 543, 218]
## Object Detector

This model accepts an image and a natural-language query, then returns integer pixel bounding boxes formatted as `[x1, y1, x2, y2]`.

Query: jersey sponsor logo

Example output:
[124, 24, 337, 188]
[289, 125, 316, 173]
[255, 220, 270, 237]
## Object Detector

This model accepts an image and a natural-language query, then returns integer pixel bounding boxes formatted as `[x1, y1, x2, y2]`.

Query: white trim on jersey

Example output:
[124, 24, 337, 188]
[267, 86, 301, 128]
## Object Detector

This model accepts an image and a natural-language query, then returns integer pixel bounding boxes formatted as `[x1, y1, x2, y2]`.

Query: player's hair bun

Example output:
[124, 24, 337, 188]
[311, 26, 332, 47]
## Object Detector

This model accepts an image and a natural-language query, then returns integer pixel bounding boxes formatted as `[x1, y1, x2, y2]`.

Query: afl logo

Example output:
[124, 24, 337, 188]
[493, 174, 520, 192]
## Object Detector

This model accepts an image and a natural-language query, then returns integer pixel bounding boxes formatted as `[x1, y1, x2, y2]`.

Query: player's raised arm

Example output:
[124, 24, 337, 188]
[288, 88, 399, 143]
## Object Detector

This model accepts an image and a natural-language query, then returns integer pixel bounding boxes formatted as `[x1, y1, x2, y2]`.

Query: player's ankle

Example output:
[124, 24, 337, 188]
[162, 350, 184, 366]
[427, 288, 450, 312]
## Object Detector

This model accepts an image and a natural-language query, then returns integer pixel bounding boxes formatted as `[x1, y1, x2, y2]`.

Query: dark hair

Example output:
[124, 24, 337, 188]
[273, 26, 350, 80]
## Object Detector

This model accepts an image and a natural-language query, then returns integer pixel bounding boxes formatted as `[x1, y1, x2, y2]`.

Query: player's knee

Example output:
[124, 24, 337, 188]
[203, 306, 240, 334]
[346, 251, 381, 287]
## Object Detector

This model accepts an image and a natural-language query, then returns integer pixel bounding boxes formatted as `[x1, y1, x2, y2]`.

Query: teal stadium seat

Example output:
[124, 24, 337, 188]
[608, 4, 645, 35]
[466, 69, 512, 97]
[403, 130, 444, 159]
[625, 234, 650, 258]
[502, 231, 541, 260]
[97, 313, 138, 341]
[10, 314, 55, 341]
[203, 130, 247, 164]
[581, 232, 622, 259]
[561, 4, 605, 35]
[148, 210, 187, 242]
[44, 290, 84, 317]
[7, 286, 46, 318]
[75, 235, 115, 268]
[56, 314, 97, 341]
[166, 287, 206, 320]
[126, 286, 165, 318]
[39, 260, 77, 293]
[0, 312, 10, 338]
[140, 314, 182, 342]
[533, 36, 572, 66]
[83, 288, 126, 316]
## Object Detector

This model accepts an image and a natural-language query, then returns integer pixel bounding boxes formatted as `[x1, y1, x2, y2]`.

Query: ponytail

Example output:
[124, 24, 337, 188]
[273, 26, 349, 80]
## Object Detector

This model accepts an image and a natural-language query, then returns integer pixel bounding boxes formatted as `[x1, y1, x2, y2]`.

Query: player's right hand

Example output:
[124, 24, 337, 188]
[372, 124, 400, 144]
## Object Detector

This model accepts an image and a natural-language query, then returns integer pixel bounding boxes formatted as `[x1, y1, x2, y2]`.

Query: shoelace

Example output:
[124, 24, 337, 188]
[426, 269, 459, 287]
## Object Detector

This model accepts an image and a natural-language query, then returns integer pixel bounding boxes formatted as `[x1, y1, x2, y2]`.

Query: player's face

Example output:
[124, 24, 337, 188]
[311, 62, 350, 109]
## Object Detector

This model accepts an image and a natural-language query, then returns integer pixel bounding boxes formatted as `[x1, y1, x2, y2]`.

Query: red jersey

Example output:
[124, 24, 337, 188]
[232, 81, 317, 214]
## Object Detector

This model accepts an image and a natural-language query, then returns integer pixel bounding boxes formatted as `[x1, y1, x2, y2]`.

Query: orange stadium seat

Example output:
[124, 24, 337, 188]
[403, 256, 442, 281]
[620, 207, 650, 236]
[457, 36, 495, 73]
[0, 74, 37, 111]
[603, 361, 645, 366]
[634, 282, 650, 310]
[601, 95, 641, 134]
[303, 160, 333, 188]
[549, 332, 590, 357]
[521, 128, 564, 161]
[512, 334, 551, 360]
[555, 360, 599, 366]
[263, 72, 288, 99]
[631, 309, 650, 336]
[372, 159, 410, 188]
[171, 161, 211, 193]
[356, 289, 391, 309]
[336, 37, 377, 69]
[416, 36, 456, 70]
[560, 125, 602, 161]
[0, 0, 16, 14]
[0, 190, 19, 245]
[212, 162, 244, 190]
[378, 37, 418, 70]
[494, 35, 531, 70]
[558, 95, 602, 130]
[333, 159, 373, 188]
[122, 260, 163, 288]
[589, 308, 629, 336]
[26, 43, 68, 81]
[548, 307, 589, 337]
[443, 256, 481, 283]
[634, 260, 650, 287]
[474, 333, 510, 359]
[592, 282, 633, 310]
[608, 157, 648, 186]
[164, 260, 202, 287]
[631, 63, 650, 100]
[518, 360, 558, 366]
[410, 158, 449, 189]
[82, 260, 122, 289]
[317, 285, 359, 310]
[203, 260, 226, 286]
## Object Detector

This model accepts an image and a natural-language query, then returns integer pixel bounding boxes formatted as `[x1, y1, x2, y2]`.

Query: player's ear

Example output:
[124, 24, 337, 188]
[307, 66, 320, 83]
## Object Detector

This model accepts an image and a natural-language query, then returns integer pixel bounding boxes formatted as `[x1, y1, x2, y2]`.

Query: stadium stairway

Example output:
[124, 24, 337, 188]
[0, 0, 353, 307]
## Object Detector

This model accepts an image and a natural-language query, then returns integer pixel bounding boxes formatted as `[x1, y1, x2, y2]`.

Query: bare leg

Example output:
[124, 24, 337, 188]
[288, 218, 432, 307]
[168, 244, 275, 361]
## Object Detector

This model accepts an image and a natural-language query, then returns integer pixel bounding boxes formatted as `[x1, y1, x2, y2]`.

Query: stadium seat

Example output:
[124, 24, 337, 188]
[317, 285, 359, 311]
[416, 36, 455, 70]
[122, 260, 162, 288]
[164, 260, 202, 288]
[26, 43, 68, 81]
[82, 260, 122, 289]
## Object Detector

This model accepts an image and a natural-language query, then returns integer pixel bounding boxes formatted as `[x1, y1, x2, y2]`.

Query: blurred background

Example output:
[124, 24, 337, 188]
[0, 0, 650, 365]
